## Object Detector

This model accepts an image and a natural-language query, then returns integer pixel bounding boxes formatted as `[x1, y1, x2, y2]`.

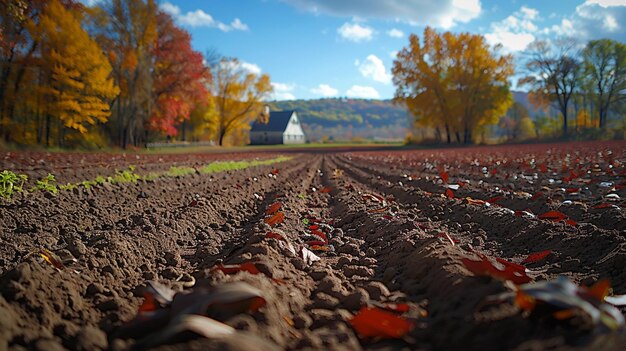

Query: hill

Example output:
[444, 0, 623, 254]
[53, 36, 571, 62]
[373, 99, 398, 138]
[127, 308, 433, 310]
[268, 92, 534, 141]
[267, 98, 410, 141]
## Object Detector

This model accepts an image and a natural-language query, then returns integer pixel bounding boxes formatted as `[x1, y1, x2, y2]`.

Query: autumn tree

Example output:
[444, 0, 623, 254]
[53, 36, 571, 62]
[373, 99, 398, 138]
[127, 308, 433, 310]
[0, 0, 81, 142]
[210, 58, 273, 146]
[582, 39, 626, 129]
[148, 10, 211, 137]
[519, 39, 581, 137]
[499, 102, 535, 141]
[392, 27, 514, 144]
[26, 0, 119, 147]
[88, 0, 157, 148]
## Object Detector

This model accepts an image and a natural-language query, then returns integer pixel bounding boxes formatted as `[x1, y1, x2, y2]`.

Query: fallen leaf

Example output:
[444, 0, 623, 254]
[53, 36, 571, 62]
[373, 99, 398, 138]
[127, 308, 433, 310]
[349, 307, 414, 339]
[440, 171, 449, 184]
[138, 292, 157, 313]
[265, 232, 286, 241]
[438, 232, 457, 246]
[319, 186, 332, 193]
[538, 210, 568, 221]
[39, 249, 65, 270]
[265, 202, 282, 215]
[593, 203, 617, 209]
[462, 255, 531, 284]
[487, 196, 503, 204]
[264, 212, 285, 226]
[300, 246, 321, 266]
[521, 250, 552, 264]
[445, 189, 455, 199]
[211, 262, 261, 276]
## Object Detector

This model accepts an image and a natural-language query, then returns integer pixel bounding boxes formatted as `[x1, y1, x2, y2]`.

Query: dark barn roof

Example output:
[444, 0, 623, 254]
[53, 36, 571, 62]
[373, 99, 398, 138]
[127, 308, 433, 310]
[250, 110, 295, 133]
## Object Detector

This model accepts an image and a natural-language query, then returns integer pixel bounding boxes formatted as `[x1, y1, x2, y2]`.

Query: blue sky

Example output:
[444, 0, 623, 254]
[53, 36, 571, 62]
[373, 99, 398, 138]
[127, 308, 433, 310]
[94, 0, 626, 100]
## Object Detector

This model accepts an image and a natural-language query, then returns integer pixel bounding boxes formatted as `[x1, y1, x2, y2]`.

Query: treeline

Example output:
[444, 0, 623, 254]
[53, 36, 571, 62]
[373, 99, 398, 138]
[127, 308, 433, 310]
[269, 98, 409, 141]
[0, 0, 271, 148]
[393, 27, 625, 144]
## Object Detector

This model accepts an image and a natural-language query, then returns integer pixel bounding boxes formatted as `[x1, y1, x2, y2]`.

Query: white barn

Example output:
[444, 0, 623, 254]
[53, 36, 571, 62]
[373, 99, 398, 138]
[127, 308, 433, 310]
[249, 110, 306, 145]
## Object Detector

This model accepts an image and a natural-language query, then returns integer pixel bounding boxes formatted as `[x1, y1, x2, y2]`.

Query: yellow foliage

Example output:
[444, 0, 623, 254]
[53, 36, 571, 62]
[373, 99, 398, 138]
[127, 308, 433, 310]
[393, 27, 514, 143]
[29, 0, 119, 135]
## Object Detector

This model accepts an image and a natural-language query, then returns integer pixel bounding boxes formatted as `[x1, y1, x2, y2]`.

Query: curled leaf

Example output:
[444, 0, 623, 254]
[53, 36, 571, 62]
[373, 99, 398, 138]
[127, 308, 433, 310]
[39, 249, 65, 270]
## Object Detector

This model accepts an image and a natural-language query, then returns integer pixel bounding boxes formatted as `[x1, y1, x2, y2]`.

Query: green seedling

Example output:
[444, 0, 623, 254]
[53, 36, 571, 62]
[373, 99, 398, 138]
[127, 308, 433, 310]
[0, 170, 28, 200]
[31, 173, 58, 195]
[166, 166, 196, 177]
[59, 183, 78, 191]
[112, 166, 140, 183]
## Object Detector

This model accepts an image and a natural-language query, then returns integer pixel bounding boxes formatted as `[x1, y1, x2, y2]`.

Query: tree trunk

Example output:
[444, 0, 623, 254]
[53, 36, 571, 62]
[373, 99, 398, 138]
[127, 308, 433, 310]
[45, 114, 51, 147]
[455, 131, 461, 144]
[218, 129, 226, 146]
[444, 124, 451, 144]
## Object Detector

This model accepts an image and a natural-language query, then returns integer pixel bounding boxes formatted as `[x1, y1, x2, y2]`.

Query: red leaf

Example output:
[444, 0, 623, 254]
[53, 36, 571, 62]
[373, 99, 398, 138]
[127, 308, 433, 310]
[445, 189, 455, 199]
[265, 202, 282, 215]
[457, 181, 468, 187]
[211, 262, 261, 275]
[540, 164, 548, 173]
[319, 186, 332, 193]
[264, 212, 285, 226]
[379, 303, 411, 313]
[271, 168, 280, 175]
[462, 255, 531, 284]
[531, 192, 544, 200]
[349, 307, 414, 339]
[490, 168, 497, 175]
[593, 203, 615, 209]
[306, 240, 326, 246]
[521, 250, 552, 264]
[486, 195, 503, 204]
[138, 292, 157, 313]
[565, 219, 577, 227]
[440, 171, 449, 184]
[309, 225, 319, 231]
[538, 210, 567, 221]
[566, 187, 580, 193]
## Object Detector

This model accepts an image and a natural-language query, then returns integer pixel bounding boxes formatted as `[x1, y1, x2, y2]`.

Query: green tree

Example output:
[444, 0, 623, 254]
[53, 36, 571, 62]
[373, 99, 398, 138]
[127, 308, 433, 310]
[582, 39, 626, 129]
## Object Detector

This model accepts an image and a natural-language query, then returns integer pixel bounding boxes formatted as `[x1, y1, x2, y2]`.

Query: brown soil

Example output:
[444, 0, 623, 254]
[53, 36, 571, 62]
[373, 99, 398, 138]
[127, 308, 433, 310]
[1, 142, 625, 351]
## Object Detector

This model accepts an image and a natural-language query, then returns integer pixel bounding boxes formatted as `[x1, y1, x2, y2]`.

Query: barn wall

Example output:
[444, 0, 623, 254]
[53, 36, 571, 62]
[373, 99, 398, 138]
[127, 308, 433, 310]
[250, 131, 283, 145]
[283, 112, 306, 144]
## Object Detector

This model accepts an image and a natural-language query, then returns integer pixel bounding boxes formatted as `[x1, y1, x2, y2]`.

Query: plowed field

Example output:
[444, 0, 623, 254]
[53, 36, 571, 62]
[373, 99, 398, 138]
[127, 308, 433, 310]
[1, 141, 626, 351]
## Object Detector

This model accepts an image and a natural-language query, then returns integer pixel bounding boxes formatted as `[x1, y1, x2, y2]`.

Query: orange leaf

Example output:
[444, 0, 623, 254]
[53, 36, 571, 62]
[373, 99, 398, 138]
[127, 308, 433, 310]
[515, 290, 535, 311]
[39, 249, 65, 270]
[521, 250, 552, 264]
[264, 212, 285, 226]
[565, 219, 577, 227]
[265, 202, 282, 215]
[349, 307, 414, 339]
[271, 168, 280, 175]
[319, 186, 332, 193]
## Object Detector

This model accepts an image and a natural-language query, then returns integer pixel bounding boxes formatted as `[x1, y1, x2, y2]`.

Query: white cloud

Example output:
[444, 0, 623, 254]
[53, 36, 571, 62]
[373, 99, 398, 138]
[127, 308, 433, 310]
[337, 22, 374, 42]
[485, 6, 539, 52]
[387, 28, 404, 38]
[241, 62, 261, 75]
[356, 55, 392, 84]
[282, 0, 481, 29]
[389, 50, 399, 59]
[346, 85, 380, 99]
[160, 2, 249, 31]
[585, 0, 626, 7]
[271, 82, 296, 100]
[604, 14, 619, 30]
[310, 84, 339, 97]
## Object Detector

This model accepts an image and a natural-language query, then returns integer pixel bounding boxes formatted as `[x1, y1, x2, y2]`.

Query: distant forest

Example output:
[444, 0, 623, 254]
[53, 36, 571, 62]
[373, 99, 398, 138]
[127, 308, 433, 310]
[268, 98, 410, 141]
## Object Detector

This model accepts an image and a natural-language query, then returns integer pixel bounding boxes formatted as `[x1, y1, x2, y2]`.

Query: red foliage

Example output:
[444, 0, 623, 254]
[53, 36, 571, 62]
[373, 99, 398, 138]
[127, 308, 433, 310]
[264, 212, 285, 226]
[148, 11, 210, 136]
[462, 255, 531, 284]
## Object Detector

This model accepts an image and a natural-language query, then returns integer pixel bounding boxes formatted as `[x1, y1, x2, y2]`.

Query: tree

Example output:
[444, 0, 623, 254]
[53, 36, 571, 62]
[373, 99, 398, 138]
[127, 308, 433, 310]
[148, 10, 210, 137]
[392, 27, 514, 144]
[582, 39, 626, 129]
[519, 39, 581, 137]
[88, 0, 157, 148]
[210, 58, 273, 146]
[499, 102, 530, 140]
[28, 0, 118, 146]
